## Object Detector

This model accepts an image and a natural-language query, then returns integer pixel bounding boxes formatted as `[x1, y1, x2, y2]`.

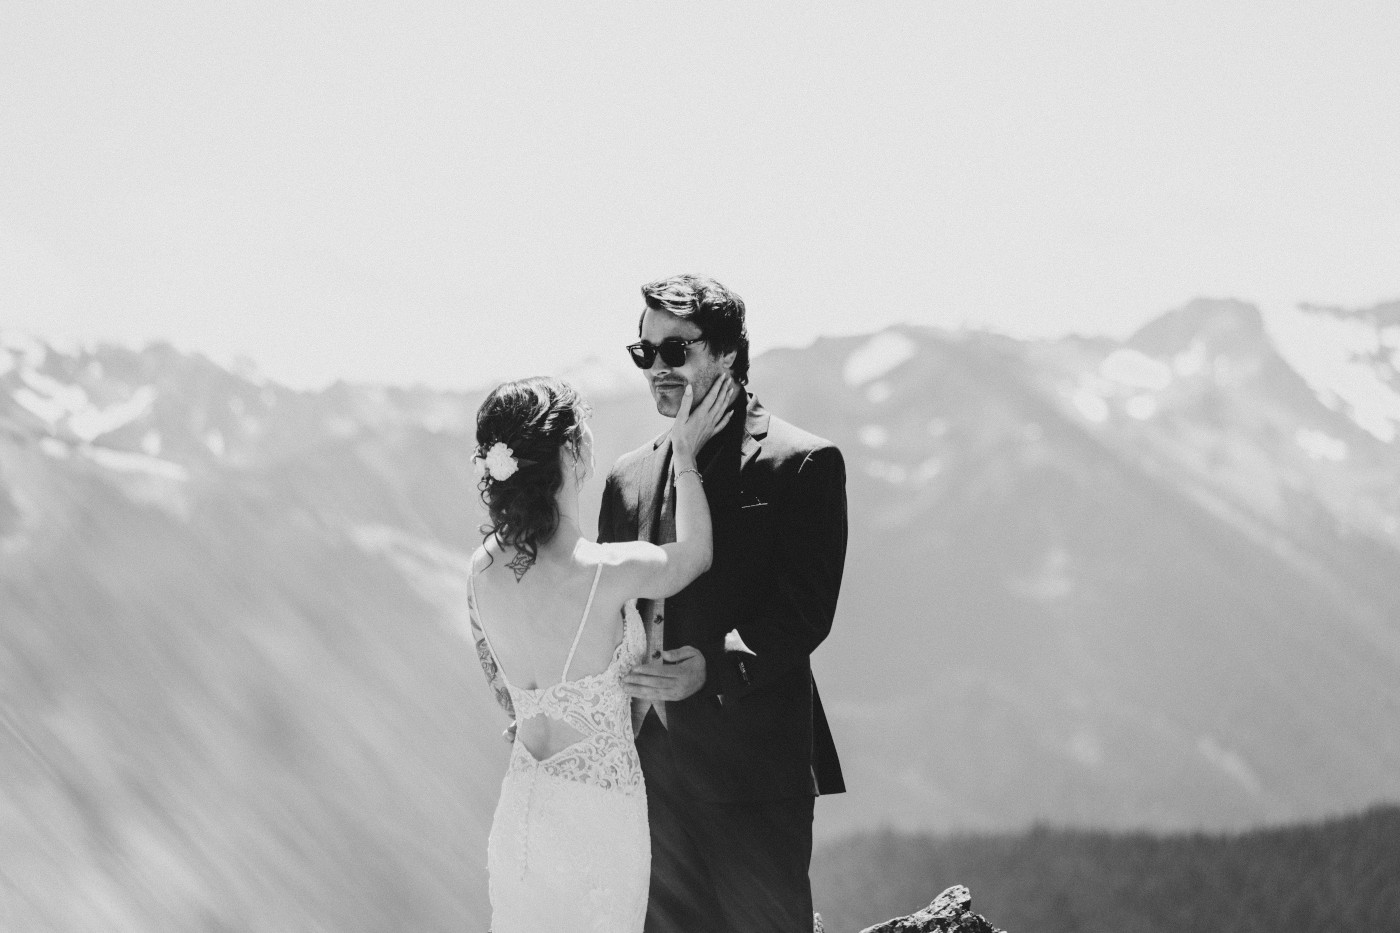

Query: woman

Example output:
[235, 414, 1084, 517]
[466, 373, 737, 932]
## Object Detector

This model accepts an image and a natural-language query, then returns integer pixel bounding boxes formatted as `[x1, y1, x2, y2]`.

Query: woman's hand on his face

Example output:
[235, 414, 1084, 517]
[670, 374, 738, 465]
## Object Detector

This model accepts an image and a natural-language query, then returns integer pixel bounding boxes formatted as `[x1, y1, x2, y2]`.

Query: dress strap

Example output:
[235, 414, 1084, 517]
[560, 562, 604, 683]
[469, 565, 511, 688]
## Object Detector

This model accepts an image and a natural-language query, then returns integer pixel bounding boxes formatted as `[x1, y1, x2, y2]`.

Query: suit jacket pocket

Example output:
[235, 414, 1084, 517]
[718, 502, 775, 566]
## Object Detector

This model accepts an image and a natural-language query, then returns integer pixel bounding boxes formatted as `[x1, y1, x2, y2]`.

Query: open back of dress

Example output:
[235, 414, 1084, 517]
[469, 559, 651, 933]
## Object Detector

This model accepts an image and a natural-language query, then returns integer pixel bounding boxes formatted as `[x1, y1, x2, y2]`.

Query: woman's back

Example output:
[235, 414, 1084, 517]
[470, 538, 639, 762]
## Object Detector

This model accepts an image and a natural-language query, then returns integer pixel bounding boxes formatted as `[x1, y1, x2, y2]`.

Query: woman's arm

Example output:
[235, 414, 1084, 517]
[626, 375, 737, 598]
[467, 580, 515, 744]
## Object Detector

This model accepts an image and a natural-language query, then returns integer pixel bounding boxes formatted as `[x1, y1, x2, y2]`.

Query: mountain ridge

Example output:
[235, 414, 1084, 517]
[2, 297, 1399, 929]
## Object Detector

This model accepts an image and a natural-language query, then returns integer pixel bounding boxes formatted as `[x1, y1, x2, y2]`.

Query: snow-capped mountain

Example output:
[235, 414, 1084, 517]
[762, 299, 1400, 839]
[2, 300, 1398, 931]
[0, 334, 662, 932]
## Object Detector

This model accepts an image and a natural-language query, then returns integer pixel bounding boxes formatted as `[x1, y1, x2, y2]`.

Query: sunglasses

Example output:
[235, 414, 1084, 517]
[625, 336, 707, 369]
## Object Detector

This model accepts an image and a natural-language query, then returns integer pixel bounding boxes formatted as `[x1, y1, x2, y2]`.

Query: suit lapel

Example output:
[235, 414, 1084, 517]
[637, 393, 767, 538]
[739, 395, 770, 474]
[739, 431, 762, 474]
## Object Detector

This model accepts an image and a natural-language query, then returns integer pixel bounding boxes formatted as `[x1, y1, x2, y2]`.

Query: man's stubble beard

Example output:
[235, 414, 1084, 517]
[653, 366, 724, 419]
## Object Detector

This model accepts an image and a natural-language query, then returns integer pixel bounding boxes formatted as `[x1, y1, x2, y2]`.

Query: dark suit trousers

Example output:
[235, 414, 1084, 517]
[636, 710, 815, 933]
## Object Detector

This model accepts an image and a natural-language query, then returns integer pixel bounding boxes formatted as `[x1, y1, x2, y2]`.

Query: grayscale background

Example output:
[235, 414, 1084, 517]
[2, 3, 1398, 930]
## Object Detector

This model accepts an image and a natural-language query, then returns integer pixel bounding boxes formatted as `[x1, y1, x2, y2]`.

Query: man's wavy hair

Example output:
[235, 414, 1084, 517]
[474, 377, 589, 566]
[638, 274, 750, 385]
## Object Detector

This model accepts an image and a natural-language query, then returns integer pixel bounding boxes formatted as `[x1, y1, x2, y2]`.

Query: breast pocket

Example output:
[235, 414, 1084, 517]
[720, 496, 776, 569]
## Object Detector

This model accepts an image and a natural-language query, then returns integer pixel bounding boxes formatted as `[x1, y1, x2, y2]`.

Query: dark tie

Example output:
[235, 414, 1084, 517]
[658, 462, 677, 547]
[637, 460, 675, 729]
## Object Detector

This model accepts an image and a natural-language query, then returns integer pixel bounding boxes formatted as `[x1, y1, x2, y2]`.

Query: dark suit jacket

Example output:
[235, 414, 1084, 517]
[599, 391, 847, 802]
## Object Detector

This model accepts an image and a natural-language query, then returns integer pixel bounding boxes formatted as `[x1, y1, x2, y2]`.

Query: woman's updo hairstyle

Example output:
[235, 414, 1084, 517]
[474, 376, 589, 567]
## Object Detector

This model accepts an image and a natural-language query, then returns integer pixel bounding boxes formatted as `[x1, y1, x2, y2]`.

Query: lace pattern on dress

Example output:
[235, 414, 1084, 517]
[472, 566, 648, 796]
[502, 604, 647, 794]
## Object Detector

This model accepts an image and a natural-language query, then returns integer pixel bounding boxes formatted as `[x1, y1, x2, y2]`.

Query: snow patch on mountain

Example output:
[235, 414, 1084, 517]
[1381, 325, 1400, 355]
[859, 425, 889, 448]
[1263, 303, 1400, 443]
[861, 455, 942, 487]
[1295, 428, 1348, 462]
[18, 368, 71, 397]
[1100, 349, 1172, 391]
[15, 369, 88, 428]
[843, 332, 916, 387]
[13, 388, 69, 425]
[1071, 386, 1110, 423]
[864, 460, 908, 484]
[1172, 339, 1209, 377]
[82, 446, 189, 481]
[913, 457, 942, 483]
[9, 367, 159, 443]
[0, 331, 46, 369]
[69, 386, 157, 443]
[1197, 735, 1263, 795]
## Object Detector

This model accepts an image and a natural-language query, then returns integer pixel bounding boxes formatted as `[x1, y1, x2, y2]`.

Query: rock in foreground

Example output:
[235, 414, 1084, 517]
[856, 885, 1007, 933]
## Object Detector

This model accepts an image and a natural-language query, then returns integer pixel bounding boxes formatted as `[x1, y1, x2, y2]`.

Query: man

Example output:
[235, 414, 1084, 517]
[600, 274, 847, 933]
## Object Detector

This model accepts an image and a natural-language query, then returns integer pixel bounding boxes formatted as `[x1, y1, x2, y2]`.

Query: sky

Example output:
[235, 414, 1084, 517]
[2, 1, 1397, 390]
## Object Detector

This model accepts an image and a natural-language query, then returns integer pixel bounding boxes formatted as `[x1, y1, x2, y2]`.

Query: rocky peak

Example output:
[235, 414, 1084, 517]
[1126, 297, 1270, 360]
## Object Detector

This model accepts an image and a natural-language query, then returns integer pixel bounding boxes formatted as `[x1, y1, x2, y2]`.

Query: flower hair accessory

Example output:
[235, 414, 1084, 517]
[474, 442, 521, 482]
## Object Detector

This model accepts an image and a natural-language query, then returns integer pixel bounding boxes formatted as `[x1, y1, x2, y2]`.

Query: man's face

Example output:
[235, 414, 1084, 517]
[638, 307, 736, 418]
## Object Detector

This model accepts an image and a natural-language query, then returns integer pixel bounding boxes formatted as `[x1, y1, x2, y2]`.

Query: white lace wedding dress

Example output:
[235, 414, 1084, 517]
[470, 563, 650, 933]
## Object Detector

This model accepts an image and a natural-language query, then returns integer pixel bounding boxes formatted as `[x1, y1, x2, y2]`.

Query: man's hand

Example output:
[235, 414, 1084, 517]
[621, 646, 707, 702]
